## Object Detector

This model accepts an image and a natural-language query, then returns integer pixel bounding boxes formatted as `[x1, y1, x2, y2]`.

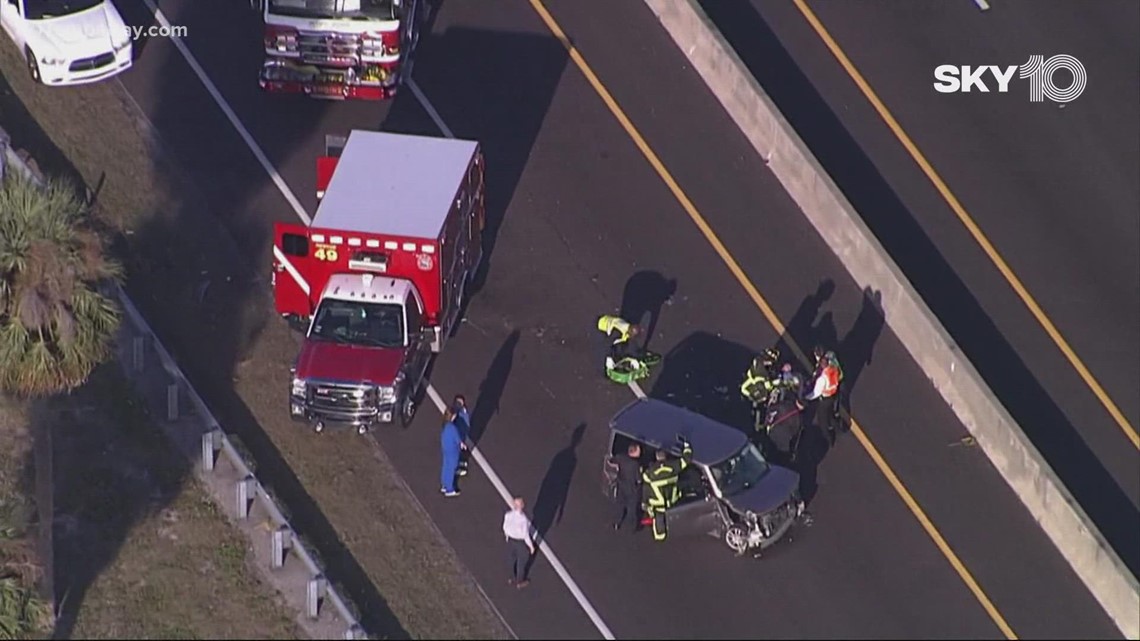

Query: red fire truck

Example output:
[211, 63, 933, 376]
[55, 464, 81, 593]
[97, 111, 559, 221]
[272, 130, 485, 433]
[252, 0, 425, 100]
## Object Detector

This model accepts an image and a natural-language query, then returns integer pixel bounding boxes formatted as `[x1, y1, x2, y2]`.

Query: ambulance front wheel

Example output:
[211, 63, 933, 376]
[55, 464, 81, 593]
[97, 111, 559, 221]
[399, 391, 418, 428]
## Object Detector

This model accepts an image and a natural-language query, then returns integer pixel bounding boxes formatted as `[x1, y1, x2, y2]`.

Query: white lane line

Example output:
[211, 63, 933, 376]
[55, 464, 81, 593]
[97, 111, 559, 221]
[143, 6, 614, 637]
[407, 81, 615, 641]
[425, 386, 616, 640]
[629, 380, 646, 399]
[973, 0, 990, 10]
[408, 79, 454, 137]
[138, 0, 311, 225]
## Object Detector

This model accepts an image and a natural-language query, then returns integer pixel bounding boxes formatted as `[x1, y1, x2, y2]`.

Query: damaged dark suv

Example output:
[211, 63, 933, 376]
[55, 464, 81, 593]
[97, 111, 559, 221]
[603, 398, 809, 556]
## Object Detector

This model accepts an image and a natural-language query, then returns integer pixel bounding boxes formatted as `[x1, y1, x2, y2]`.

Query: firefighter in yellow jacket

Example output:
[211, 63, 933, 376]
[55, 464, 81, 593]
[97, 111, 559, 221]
[597, 314, 642, 376]
[641, 436, 693, 541]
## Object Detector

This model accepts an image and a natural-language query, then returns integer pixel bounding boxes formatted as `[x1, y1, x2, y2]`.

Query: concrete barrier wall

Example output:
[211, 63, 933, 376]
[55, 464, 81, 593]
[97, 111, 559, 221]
[1, 127, 368, 640]
[640, 1, 1139, 638]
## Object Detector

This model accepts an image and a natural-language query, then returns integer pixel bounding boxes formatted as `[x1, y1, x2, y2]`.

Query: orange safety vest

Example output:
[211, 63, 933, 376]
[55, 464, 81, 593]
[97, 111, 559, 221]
[820, 365, 840, 397]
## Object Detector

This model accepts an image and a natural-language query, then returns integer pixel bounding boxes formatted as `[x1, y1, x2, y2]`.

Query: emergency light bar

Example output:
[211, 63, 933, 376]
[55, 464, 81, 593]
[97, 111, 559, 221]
[349, 250, 389, 273]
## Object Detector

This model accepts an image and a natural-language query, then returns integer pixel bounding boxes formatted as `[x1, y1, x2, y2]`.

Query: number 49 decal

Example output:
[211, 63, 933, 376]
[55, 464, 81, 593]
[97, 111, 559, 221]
[314, 247, 339, 262]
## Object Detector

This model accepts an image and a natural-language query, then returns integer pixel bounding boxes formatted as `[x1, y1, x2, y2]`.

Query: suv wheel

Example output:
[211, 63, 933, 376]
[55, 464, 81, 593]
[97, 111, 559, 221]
[724, 525, 749, 555]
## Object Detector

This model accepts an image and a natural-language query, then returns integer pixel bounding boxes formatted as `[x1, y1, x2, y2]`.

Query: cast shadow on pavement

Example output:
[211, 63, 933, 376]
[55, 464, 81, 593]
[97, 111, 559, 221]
[531, 423, 587, 545]
[648, 331, 755, 435]
[387, 26, 570, 295]
[701, 0, 1139, 575]
[468, 330, 520, 445]
[620, 270, 677, 354]
[838, 287, 885, 425]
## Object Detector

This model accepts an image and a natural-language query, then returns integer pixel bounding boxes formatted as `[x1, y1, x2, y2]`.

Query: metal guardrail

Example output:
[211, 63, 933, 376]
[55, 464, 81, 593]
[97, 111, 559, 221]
[1, 126, 367, 640]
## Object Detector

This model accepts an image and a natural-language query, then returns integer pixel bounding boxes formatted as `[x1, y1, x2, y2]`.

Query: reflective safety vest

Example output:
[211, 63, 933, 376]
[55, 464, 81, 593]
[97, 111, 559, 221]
[741, 365, 777, 399]
[641, 444, 693, 511]
[597, 315, 632, 344]
[819, 365, 840, 398]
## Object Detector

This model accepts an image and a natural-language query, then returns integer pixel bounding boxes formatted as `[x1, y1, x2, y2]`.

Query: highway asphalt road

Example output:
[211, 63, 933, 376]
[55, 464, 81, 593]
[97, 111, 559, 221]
[81, 0, 1122, 637]
[703, 0, 1140, 574]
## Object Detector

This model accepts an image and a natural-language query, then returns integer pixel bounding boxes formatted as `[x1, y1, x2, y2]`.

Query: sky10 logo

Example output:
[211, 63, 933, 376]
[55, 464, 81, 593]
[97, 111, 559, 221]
[933, 55, 1087, 103]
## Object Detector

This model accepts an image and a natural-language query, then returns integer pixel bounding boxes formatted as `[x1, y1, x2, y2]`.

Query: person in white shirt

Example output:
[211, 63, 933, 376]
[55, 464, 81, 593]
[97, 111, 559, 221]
[503, 497, 536, 588]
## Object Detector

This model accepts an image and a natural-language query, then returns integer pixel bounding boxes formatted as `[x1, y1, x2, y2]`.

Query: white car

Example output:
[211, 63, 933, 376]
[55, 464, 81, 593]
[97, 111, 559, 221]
[0, 0, 131, 86]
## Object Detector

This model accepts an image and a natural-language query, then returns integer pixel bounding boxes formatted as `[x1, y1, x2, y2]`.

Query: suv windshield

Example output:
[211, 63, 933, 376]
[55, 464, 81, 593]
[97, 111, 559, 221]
[267, 0, 395, 20]
[309, 299, 405, 348]
[710, 443, 770, 497]
[24, 0, 103, 20]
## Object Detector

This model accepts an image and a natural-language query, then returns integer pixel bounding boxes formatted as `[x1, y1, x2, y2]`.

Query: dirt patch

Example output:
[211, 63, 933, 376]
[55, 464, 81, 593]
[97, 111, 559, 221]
[0, 34, 511, 641]
[43, 365, 302, 640]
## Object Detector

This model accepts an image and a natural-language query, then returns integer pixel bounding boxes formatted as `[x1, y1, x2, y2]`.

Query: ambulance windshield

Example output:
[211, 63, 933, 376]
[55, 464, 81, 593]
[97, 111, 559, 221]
[310, 299, 405, 348]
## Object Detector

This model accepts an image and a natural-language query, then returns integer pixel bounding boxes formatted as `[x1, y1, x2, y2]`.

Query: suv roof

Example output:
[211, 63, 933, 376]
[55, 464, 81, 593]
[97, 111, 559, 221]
[609, 398, 747, 466]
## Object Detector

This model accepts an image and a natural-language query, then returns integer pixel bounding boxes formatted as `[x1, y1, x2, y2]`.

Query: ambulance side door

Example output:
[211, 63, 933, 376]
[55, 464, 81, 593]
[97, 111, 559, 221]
[272, 222, 315, 320]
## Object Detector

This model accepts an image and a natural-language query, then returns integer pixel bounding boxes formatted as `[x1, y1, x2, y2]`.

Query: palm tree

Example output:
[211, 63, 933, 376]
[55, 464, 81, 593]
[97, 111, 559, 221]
[0, 169, 123, 637]
[0, 170, 122, 396]
[0, 514, 53, 639]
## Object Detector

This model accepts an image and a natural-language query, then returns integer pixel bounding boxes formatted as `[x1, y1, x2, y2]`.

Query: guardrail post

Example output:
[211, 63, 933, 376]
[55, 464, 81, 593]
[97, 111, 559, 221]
[306, 575, 327, 619]
[166, 382, 179, 421]
[236, 475, 257, 519]
[201, 429, 223, 472]
[271, 525, 293, 569]
[131, 335, 145, 372]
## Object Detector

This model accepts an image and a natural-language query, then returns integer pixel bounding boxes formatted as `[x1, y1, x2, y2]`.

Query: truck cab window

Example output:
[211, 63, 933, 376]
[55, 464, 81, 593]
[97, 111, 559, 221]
[282, 233, 308, 257]
[309, 299, 404, 348]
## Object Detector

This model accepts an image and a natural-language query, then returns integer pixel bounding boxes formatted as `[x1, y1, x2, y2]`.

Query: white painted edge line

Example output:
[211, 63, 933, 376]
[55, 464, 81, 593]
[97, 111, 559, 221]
[140, 4, 614, 638]
[408, 79, 454, 138]
[139, 0, 311, 225]
[424, 386, 615, 640]
[973, 0, 990, 10]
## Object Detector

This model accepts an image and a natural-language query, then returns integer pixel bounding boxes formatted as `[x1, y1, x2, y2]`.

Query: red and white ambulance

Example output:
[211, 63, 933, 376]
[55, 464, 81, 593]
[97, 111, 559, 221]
[253, 0, 425, 100]
[272, 130, 485, 433]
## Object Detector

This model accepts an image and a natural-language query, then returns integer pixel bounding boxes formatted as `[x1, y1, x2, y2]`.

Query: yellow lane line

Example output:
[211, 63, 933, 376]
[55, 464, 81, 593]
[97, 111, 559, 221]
[525, 1, 1018, 638]
[791, 0, 1139, 450]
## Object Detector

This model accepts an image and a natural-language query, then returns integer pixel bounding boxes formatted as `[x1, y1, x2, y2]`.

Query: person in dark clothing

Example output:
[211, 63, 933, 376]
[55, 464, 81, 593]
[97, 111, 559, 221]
[453, 394, 471, 476]
[612, 443, 644, 532]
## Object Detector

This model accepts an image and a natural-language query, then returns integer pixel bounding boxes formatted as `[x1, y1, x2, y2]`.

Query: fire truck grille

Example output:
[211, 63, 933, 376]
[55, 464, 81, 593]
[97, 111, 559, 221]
[298, 31, 365, 67]
[307, 381, 375, 412]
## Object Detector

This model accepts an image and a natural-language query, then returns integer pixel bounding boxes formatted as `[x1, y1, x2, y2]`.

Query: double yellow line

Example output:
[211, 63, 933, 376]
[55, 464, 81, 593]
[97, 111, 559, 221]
[526, 0, 1018, 638]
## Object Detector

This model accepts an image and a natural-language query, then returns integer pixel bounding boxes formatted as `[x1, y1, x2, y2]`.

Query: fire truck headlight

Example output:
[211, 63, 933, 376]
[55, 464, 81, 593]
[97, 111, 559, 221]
[376, 386, 396, 403]
[291, 377, 306, 398]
